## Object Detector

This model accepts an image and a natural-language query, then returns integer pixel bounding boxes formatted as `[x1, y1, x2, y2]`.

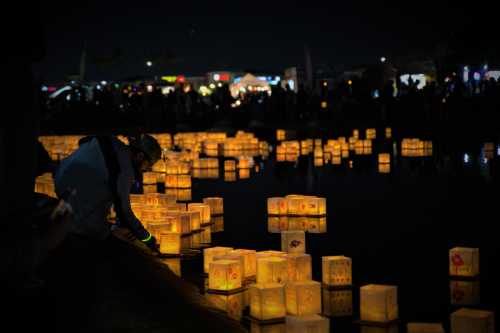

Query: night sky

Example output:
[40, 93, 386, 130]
[32, 1, 475, 83]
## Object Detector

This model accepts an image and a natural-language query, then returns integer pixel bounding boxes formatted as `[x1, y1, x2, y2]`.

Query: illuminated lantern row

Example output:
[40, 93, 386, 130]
[192, 169, 219, 179]
[449, 247, 479, 277]
[322, 289, 353, 317]
[268, 217, 327, 234]
[360, 284, 398, 323]
[143, 172, 160, 185]
[165, 162, 191, 175]
[203, 197, 224, 215]
[285, 281, 322, 316]
[188, 203, 211, 224]
[286, 315, 329, 333]
[212, 216, 224, 233]
[34, 174, 57, 198]
[450, 280, 480, 306]
[193, 158, 219, 169]
[450, 308, 495, 333]
[281, 231, 306, 254]
[208, 259, 242, 292]
[203, 246, 234, 274]
[231, 249, 257, 278]
[401, 139, 433, 157]
[143, 185, 157, 194]
[165, 189, 192, 202]
[250, 283, 286, 320]
[39, 135, 83, 159]
[150, 133, 173, 150]
[165, 175, 192, 188]
[322, 256, 352, 287]
[256, 250, 287, 259]
[268, 196, 326, 216]
[407, 323, 445, 333]
[276, 129, 286, 141]
[385, 127, 392, 139]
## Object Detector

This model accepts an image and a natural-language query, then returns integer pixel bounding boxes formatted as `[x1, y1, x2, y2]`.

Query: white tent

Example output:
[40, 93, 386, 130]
[230, 73, 270, 98]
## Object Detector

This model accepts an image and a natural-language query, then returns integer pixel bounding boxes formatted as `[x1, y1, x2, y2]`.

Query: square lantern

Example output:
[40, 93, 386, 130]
[268, 217, 281, 233]
[213, 216, 224, 233]
[287, 254, 312, 282]
[307, 217, 327, 233]
[143, 172, 159, 185]
[268, 197, 287, 216]
[322, 289, 353, 317]
[286, 315, 329, 333]
[286, 195, 306, 216]
[257, 251, 287, 260]
[188, 203, 211, 224]
[165, 175, 179, 188]
[450, 308, 495, 333]
[378, 154, 391, 164]
[162, 258, 181, 277]
[190, 232, 201, 249]
[281, 231, 306, 254]
[178, 189, 192, 202]
[385, 128, 392, 139]
[285, 281, 322, 316]
[206, 292, 244, 320]
[239, 169, 250, 179]
[225, 171, 237, 182]
[366, 128, 376, 140]
[203, 246, 234, 274]
[200, 225, 212, 244]
[288, 217, 307, 231]
[224, 160, 237, 172]
[305, 197, 326, 216]
[450, 280, 480, 306]
[231, 249, 257, 278]
[181, 234, 192, 250]
[249, 283, 286, 321]
[203, 197, 224, 216]
[143, 184, 157, 194]
[379, 164, 391, 174]
[360, 284, 398, 323]
[407, 323, 445, 333]
[257, 257, 288, 284]
[177, 175, 191, 188]
[188, 211, 201, 231]
[208, 260, 243, 292]
[159, 232, 181, 255]
[215, 253, 245, 278]
[322, 256, 352, 287]
[449, 247, 480, 277]
[314, 158, 324, 167]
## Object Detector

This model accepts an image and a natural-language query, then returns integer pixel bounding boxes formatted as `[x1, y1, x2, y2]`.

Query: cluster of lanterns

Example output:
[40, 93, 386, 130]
[401, 139, 433, 157]
[267, 195, 327, 217]
[34, 173, 57, 198]
[39, 135, 83, 160]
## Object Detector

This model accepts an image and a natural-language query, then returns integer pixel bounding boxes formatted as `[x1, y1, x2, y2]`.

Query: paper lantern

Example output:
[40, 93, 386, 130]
[239, 169, 250, 179]
[449, 247, 480, 277]
[165, 175, 179, 188]
[257, 257, 288, 284]
[286, 315, 329, 333]
[181, 234, 192, 250]
[188, 211, 201, 231]
[360, 284, 398, 323]
[250, 322, 285, 333]
[177, 175, 191, 188]
[276, 129, 286, 141]
[450, 308, 495, 333]
[224, 171, 237, 182]
[268, 198, 287, 215]
[143, 172, 158, 185]
[144, 193, 174, 207]
[379, 164, 391, 174]
[208, 260, 242, 292]
[407, 323, 445, 333]
[188, 203, 211, 224]
[201, 225, 212, 244]
[287, 254, 312, 282]
[191, 232, 201, 249]
[229, 249, 256, 278]
[143, 184, 157, 194]
[203, 197, 224, 215]
[224, 160, 237, 171]
[206, 292, 244, 320]
[268, 217, 281, 233]
[366, 128, 376, 140]
[385, 128, 392, 139]
[353, 129, 360, 139]
[306, 217, 327, 233]
[305, 197, 326, 216]
[159, 232, 181, 255]
[162, 258, 181, 277]
[203, 247, 234, 273]
[287, 217, 306, 231]
[286, 196, 307, 216]
[322, 256, 352, 287]
[147, 222, 172, 240]
[322, 289, 353, 317]
[213, 216, 224, 232]
[450, 279, 480, 306]
[285, 281, 322, 315]
[281, 231, 305, 254]
[249, 283, 286, 321]
[378, 154, 391, 164]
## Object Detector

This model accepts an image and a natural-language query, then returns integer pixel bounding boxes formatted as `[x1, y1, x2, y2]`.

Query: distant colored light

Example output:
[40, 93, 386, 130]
[464, 154, 470, 164]
[161, 76, 177, 83]
[213, 74, 220, 81]
[96, 85, 101, 90]
[176, 75, 186, 83]
[348, 80, 352, 85]
[236, 100, 241, 106]
[147, 85, 153, 92]
[101, 81, 107, 85]
[473, 72, 481, 81]
[323, 81, 328, 87]
[209, 83, 216, 89]
[146, 61, 153, 67]
[41, 86, 48, 92]
[380, 57, 386, 63]
[217, 83, 223, 88]
[463, 66, 469, 71]
[484, 64, 489, 71]
[321, 101, 327, 109]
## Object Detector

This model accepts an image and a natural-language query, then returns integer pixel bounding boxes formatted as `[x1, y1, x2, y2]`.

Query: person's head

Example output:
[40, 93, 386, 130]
[128, 134, 162, 172]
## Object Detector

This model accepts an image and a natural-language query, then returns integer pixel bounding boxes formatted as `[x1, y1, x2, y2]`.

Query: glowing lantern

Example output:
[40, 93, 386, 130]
[385, 128, 392, 139]
[143, 185, 157, 194]
[281, 231, 305, 254]
[203, 197, 224, 215]
[360, 284, 398, 323]
[257, 257, 288, 284]
[451, 308, 495, 333]
[224, 160, 237, 171]
[314, 139, 322, 147]
[165, 175, 179, 188]
[239, 169, 250, 179]
[208, 260, 242, 292]
[191, 232, 201, 249]
[145, 193, 175, 207]
[188, 211, 201, 231]
[322, 289, 353, 317]
[322, 256, 352, 287]
[287, 254, 312, 282]
[304, 197, 326, 216]
[407, 323, 445, 333]
[314, 148, 323, 159]
[285, 281, 322, 315]
[224, 171, 237, 182]
[213, 216, 224, 232]
[147, 222, 172, 240]
[378, 154, 391, 164]
[450, 280, 480, 306]
[307, 217, 327, 233]
[203, 246, 234, 274]
[200, 225, 212, 244]
[188, 203, 211, 224]
[143, 172, 158, 185]
[286, 196, 307, 216]
[230, 249, 257, 278]
[238, 157, 252, 169]
[177, 189, 192, 202]
[177, 175, 191, 188]
[206, 293, 244, 320]
[288, 217, 307, 231]
[366, 128, 376, 140]
[249, 283, 286, 320]
[353, 130, 359, 139]
[286, 315, 329, 333]
[159, 232, 181, 255]
[379, 164, 391, 174]
[256, 250, 287, 259]
[268, 197, 288, 215]
[449, 247, 479, 277]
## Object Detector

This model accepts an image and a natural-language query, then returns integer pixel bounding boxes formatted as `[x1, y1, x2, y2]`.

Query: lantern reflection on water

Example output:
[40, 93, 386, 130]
[360, 324, 399, 333]
[385, 128, 392, 139]
[256, 250, 287, 260]
[322, 288, 353, 317]
[191, 232, 201, 249]
[450, 308, 495, 333]
[288, 217, 307, 231]
[268, 198, 288, 216]
[407, 323, 445, 333]
[366, 128, 376, 140]
[281, 231, 305, 254]
[203, 197, 224, 215]
[285, 281, 322, 316]
[225, 171, 237, 182]
[203, 246, 234, 274]
[239, 169, 250, 179]
[200, 225, 212, 244]
[208, 260, 243, 292]
[286, 315, 329, 333]
[249, 283, 286, 321]
[450, 279, 480, 306]
[307, 217, 327, 233]
[449, 247, 479, 277]
[224, 160, 237, 171]
[257, 257, 288, 284]
[360, 284, 398, 323]
[286, 254, 312, 282]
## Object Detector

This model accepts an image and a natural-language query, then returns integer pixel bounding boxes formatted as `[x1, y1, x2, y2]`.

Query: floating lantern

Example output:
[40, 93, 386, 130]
[249, 283, 286, 320]
[239, 169, 250, 179]
[224, 160, 237, 171]
[322, 256, 352, 287]
[450, 280, 480, 306]
[256, 257, 288, 284]
[366, 128, 376, 140]
[188, 203, 211, 224]
[449, 247, 480, 277]
[165, 175, 179, 188]
[177, 175, 191, 188]
[322, 289, 353, 317]
[305, 197, 326, 216]
[215, 253, 245, 278]
[286, 196, 306, 216]
[287, 254, 312, 282]
[159, 232, 181, 255]
[203, 197, 224, 215]
[307, 217, 327, 233]
[188, 211, 201, 231]
[191, 232, 201, 249]
[285, 281, 322, 316]
[208, 260, 242, 292]
[378, 153, 391, 164]
[286, 315, 329, 333]
[256, 251, 287, 259]
[143, 185, 157, 194]
[203, 246, 234, 274]
[200, 225, 212, 244]
[281, 231, 306, 254]
[277, 129, 286, 141]
[450, 308, 494, 333]
[230, 249, 257, 278]
[213, 216, 224, 232]
[385, 128, 392, 139]
[206, 293, 244, 320]
[360, 284, 398, 323]
[143, 172, 158, 185]
[224, 171, 237, 182]
[268, 198, 288, 215]
[407, 323, 445, 333]
[181, 234, 192, 250]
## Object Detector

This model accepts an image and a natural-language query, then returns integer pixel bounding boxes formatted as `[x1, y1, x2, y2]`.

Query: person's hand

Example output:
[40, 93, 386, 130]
[111, 227, 137, 243]
[142, 235, 159, 253]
